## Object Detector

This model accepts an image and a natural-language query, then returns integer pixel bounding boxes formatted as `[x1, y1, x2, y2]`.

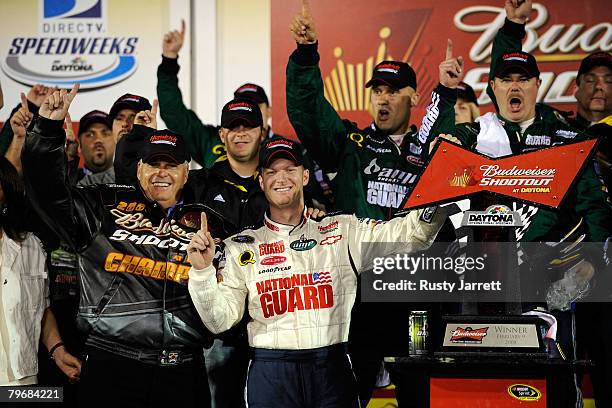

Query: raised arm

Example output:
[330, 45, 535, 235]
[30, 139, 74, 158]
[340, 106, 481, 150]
[486, 0, 531, 105]
[22, 85, 101, 251]
[347, 207, 446, 273]
[157, 20, 221, 167]
[187, 213, 248, 334]
[286, 0, 349, 172]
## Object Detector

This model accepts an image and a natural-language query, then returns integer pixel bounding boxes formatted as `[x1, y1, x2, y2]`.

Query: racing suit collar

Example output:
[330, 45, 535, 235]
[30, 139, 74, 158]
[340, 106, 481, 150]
[263, 208, 308, 235]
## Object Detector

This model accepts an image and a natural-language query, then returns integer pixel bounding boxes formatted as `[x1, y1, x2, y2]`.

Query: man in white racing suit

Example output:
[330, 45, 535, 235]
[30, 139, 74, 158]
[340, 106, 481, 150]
[187, 136, 445, 407]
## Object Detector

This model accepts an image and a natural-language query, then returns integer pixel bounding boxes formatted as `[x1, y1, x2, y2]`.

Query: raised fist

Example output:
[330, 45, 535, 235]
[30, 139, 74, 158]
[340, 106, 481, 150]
[505, 0, 532, 24]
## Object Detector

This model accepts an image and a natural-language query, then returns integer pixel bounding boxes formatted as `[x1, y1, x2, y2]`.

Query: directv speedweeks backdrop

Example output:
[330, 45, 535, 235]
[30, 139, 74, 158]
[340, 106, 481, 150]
[0, 0, 188, 120]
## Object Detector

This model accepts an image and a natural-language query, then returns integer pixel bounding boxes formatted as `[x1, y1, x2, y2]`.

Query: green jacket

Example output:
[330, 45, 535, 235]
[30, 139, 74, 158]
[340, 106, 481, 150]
[157, 56, 225, 167]
[157, 56, 334, 208]
[286, 43, 455, 220]
[432, 19, 612, 243]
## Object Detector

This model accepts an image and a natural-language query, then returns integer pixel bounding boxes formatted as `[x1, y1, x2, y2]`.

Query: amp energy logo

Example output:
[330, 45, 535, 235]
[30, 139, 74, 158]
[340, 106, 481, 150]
[2, 0, 138, 90]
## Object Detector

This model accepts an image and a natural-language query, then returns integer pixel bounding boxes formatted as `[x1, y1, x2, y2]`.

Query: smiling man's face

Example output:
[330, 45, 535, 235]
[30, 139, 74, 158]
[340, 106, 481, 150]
[219, 124, 264, 163]
[137, 160, 188, 209]
[491, 73, 541, 123]
[259, 158, 309, 210]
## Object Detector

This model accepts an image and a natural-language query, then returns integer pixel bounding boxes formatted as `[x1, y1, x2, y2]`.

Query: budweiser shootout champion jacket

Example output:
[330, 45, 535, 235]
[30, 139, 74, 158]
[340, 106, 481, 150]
[23, 117, 213, 357]
[286, 43, 456, 221]
[188, 208, 445, 349]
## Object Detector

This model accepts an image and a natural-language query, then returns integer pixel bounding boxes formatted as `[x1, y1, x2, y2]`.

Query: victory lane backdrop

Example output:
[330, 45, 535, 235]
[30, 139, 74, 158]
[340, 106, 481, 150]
[271, 0, 611, 137]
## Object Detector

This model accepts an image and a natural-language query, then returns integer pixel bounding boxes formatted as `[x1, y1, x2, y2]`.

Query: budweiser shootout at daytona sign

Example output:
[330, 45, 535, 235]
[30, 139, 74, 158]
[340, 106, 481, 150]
[270, 0, 611, 136]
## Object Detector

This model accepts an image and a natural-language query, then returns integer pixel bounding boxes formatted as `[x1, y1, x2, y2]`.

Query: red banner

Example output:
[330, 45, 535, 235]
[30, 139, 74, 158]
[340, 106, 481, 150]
[430, 378, 546, 407]
[404, 139, 597, 209]
[271, 0, 610, 137]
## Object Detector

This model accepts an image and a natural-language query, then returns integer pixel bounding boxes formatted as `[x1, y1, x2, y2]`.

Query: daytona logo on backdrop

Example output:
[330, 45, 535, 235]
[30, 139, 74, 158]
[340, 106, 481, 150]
[256, 272, 334, 318]
[405, 139, 596, 209]
[1, 0, 138, 90]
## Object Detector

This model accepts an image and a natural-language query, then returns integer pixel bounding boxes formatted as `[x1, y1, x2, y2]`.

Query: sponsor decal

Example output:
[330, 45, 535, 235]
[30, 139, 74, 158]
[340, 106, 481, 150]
[238, 250, 255, 266]
[259, 265, 291, 275]
[2, 0, 138, 90]
[232, 235, 255, 244]
[264, 219, 280, 232]
[318, 221, 339, 234]
[109, 209, 195, 246]
[405, 139, 597, 209]
[256, 272, 334, 318]
[450, 327, 489, 344]
[376, 62, 400, 74]
[525, 134, 551, 146]
[461, 205, 523, 227]
[419, 206, 437, 224]
[502, 52, 528, 63]
[320, 235, 343, 245]
[365, 145, 392, 154]
[150, 134, 177, 146]
[261, 256, 287, 266]
[104, 252, 190, 283]
[236, 84, 258, 93]
[508, 384, 542, 401]
[358, 218, 385, 229]
[116, 201, 145, 212]
[228, 102, 253, 111]
[364, 158, 417, 208]
[259, 240, 285, 256]
[266, 139, 295, 149]
[290, 235, 317, 251]
[556, 129, 578, 138]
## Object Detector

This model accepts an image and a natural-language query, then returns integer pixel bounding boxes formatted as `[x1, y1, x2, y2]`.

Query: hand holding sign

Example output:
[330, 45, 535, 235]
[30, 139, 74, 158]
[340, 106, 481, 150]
[187, 212, 216, 270]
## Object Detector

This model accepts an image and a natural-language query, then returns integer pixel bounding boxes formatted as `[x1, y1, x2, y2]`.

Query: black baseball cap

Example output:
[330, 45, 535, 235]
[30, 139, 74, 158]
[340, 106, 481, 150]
[221, 98, 263, 129]
[78, 110, 111, 136]
[259, 136, 304, 168]
[233, 83, 269, 106]
[141, 129, 190, 164]
[109, 93, 152, 121]
[365, 60, 417, 91]
[577, 52, 612, 80]
[493, 51, 540, 79]
[456, 82, 479, 106]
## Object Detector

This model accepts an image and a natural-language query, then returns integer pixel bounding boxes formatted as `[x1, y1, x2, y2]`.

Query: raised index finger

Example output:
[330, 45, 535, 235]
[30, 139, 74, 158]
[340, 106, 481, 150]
[20, 92, 29, 112]
[151, 99, 159, 116]
[302, 0, 311, 16]
[445, 39, 453, 60]
[180, 19, 186, 36]
[200, 211, 208, 233]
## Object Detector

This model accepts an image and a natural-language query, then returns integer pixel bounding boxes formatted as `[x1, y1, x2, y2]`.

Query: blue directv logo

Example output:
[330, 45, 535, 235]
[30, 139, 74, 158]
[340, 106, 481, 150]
[44, 0, 102, 19]
[1, 0, 137, 90]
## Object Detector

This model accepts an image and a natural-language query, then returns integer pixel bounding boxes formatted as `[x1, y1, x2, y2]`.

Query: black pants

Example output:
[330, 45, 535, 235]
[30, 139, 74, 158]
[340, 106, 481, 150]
[576, 302, 612, 408]
[77, 347, 210, 408]
[246, 344, 359, 408]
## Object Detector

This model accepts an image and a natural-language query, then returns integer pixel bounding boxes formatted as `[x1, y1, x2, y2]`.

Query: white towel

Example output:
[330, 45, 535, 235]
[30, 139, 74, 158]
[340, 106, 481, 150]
[475, 112, 513, 158]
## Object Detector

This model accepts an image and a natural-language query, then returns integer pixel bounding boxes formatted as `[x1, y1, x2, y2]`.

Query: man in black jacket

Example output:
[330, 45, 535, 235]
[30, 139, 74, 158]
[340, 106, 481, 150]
[23, 84, 213, 408]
